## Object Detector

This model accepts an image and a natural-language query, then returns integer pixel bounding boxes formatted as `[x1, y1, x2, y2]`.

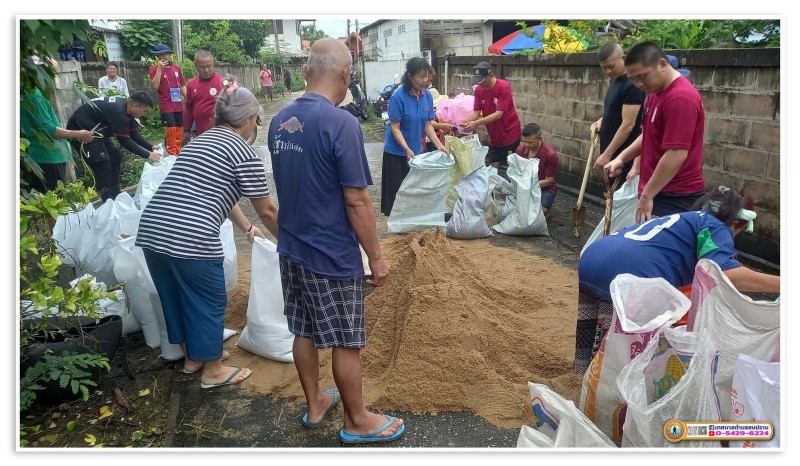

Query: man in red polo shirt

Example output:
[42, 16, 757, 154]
[515, 123, 560, 214]
[460, 61, 522, 170]
[606, 41, 706, 222]
[182, 49, 224, 147]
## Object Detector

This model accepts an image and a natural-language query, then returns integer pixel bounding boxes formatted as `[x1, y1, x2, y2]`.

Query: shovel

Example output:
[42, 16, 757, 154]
[603, 169, 621, 236]
[571, 131, 599, 238]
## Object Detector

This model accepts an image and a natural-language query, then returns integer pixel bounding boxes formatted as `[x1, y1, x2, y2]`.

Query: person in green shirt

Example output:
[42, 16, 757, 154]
[20, 87, 93, 192]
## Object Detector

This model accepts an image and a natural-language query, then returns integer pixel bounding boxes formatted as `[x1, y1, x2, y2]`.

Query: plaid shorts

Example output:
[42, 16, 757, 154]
[279, 255, 366, 349]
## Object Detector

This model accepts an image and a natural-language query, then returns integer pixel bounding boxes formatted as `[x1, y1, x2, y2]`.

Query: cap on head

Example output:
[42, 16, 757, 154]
[151, 44, 172, 55]
[666, 55, 691, 77]
[472, 61, 492, 84]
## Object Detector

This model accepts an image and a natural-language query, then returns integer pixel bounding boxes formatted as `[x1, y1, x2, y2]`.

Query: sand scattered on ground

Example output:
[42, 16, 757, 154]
[224, 228, 582, 429]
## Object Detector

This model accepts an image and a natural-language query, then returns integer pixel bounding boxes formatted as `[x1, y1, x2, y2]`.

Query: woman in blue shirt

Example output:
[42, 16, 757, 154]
[380, 57, 449, 216]
[574, 186, 780, 373]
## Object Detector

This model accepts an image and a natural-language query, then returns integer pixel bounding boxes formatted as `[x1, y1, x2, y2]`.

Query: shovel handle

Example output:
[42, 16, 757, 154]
[576, 131, 599, 207]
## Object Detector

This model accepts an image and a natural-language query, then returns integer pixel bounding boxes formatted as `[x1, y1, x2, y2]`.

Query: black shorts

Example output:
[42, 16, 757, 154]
[652, 190, 706, 217]
[160, 112, 183, 127]
[485, 140, 520, 166]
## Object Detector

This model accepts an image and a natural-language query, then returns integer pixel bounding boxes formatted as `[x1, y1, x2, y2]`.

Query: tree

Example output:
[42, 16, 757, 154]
[301, 24, 328, 44]
[120, 20, 172, 61]
[20, 20, 92, 95]
[229, 20, 271, 59]
[183, 20, 250, 65]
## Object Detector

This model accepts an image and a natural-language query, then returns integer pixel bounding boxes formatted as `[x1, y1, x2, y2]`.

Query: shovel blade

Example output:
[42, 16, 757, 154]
[571, 205, 586, 238]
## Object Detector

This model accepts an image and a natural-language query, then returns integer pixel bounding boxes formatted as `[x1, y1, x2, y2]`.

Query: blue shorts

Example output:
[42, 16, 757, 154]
[279, 255, 366, 349]
[143, 249, 227, 362]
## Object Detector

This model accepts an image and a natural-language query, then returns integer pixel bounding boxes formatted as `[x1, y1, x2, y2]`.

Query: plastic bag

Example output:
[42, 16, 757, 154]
[618, 327, 722, 448]
[491, 154, 548, 236]
[517, 382, 615, 448]
[219, 219, 238, 292]
[446, 166, 493, 239]
[580, 176, 639, 257]
[687, 259, 780, 421]
[435, 93, 475, 132]
[580, 274, 689, 445]
[444, 136, 483, 213]
[236, 237, 294, 362]
[387, 150, 455, 233]
[729, 354, 780, 448]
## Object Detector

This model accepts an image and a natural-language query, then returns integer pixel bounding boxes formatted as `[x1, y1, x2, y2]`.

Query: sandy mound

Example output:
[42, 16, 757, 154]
[225, 228, 582, 429]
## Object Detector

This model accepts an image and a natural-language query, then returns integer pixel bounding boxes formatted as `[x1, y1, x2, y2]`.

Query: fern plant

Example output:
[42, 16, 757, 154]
[20, 352, 110, 411]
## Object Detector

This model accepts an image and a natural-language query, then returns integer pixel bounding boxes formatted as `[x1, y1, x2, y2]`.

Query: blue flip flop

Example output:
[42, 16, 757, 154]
[301, 388, 340, 428]
[339, 415, 406, 444]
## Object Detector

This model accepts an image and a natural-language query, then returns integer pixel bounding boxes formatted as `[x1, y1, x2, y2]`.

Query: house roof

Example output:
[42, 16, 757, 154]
[357, 19, 389, 33]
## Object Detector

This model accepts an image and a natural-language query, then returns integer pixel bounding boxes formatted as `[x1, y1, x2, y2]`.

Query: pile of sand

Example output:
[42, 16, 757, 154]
[225, 228, 582, 429]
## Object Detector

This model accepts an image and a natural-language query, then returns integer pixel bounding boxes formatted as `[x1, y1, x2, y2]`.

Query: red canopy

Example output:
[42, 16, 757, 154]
[488, 29, 524, 55]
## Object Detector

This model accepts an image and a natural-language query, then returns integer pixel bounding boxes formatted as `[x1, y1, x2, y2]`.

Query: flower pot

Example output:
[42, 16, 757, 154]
[20, 315, 123, 406]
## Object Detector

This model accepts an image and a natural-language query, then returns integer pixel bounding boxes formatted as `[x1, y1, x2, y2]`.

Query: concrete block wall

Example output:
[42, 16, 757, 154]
[441, 49, 780, 264]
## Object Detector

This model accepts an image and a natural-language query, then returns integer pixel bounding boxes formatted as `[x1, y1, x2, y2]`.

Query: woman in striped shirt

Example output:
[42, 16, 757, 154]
[137, 79, 278, 389]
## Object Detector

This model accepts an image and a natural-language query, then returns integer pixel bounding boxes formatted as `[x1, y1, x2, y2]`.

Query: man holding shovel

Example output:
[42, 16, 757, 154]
[590, 42, 645, 186]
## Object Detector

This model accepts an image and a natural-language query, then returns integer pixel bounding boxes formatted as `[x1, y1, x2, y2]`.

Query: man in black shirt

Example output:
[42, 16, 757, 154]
[590, 42, 645, 188]
[67, 91, 161, 201]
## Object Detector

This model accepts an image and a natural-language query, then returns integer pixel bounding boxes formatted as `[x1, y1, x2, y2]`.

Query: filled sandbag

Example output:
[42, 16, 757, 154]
[236, 237, 294, 362]
[446, 166, 493, 239]
[388, 150, 455, 234]
[491, 154, 548, 236]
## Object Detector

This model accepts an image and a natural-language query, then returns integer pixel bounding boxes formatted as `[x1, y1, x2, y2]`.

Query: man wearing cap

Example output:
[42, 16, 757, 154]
[149, 44, 187, 155]
[460, 62, 522, 170]
[606, 41, 705, 223]
[589, 42, 645, 187]
[182, 49, 224, 147]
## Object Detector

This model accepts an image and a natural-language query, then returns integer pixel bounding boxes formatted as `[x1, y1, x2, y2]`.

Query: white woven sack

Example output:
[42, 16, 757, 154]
[618, 327, 722, 448]
[580, 274, 689, 445]
[236, 237, 294, 362]
[687, 259, 780, 421]
[517, 382, 615, 448]
[580, 176, 639, 257]
[387, 150, 455, 233]
[446, 166, 493, 239]
[491, 154, 548, 236]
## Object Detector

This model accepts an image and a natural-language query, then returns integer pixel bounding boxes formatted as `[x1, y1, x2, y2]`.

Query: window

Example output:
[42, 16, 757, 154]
[398, 24, 406, 33]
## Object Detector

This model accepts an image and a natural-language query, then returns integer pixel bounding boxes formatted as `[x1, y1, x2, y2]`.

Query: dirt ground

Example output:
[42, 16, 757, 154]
[18, 94, 583, 448]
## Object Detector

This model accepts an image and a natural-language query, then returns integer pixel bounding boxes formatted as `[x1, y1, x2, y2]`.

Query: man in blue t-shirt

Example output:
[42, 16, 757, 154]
[573, 188, 780, 373]
[268, 39, 405, 445]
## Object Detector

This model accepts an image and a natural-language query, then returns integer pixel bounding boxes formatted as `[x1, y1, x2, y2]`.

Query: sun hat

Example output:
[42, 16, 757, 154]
[151, 44, 172, 55]
[429, 88, 447, 106]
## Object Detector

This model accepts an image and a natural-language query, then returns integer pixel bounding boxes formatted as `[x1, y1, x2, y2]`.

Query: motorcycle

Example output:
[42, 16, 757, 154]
[372, 73, 400, 127]
[339, 69, 369, 121]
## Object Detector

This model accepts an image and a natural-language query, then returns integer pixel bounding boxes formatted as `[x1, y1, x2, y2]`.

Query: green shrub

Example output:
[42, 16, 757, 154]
[290, 71, 306, 91]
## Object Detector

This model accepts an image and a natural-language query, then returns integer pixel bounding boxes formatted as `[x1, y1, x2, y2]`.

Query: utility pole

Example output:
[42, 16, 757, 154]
[172, 19, 183, 61]
[273, 19, 280, 54]
[355, 19, 362, 82]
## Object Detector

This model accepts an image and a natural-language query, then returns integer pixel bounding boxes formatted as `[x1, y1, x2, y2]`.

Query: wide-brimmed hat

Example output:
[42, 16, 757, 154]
[429, 88, 447, 106]
[666, 55, 691, 77]
[151, 44, 172, 55]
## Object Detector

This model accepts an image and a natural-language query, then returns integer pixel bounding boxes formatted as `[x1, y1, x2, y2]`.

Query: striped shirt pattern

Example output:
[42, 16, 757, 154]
[136, 127, 269, 259]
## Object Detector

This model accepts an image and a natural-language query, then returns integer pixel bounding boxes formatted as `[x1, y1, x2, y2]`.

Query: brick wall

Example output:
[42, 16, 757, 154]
[440, 49, 780, 264]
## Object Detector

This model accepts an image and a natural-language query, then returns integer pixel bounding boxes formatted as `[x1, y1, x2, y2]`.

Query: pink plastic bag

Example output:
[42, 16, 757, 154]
[436, 93, 475, 132]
